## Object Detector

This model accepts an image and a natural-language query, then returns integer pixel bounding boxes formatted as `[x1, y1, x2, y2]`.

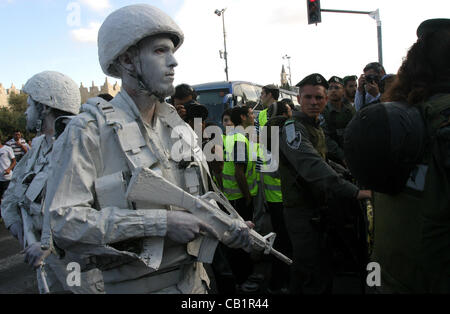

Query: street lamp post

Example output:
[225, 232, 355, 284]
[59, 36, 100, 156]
[282, 54, 292, 86]
[215, 8, 229, 81]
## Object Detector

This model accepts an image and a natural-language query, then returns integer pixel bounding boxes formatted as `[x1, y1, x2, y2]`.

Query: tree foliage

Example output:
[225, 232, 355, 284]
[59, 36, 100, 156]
[0, 93, 34, 142]
[8, 93, 28, 113]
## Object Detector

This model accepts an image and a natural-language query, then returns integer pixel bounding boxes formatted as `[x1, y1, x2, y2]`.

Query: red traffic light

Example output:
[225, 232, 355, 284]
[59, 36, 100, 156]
[307, 0, 321, 25]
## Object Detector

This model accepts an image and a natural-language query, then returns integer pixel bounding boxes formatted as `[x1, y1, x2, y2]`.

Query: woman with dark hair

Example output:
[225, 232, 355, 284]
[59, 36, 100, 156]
[346, 19, 450, 293]
[384, 25, 450, 105]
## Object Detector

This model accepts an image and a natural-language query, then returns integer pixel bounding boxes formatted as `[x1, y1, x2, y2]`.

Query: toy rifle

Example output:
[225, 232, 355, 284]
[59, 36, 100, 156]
[126, 167, 292, 265]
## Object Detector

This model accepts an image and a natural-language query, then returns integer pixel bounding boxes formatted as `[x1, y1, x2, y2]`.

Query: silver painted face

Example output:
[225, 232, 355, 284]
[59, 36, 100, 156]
[136, 36, 178, 98]
[25, 96, 40, 132]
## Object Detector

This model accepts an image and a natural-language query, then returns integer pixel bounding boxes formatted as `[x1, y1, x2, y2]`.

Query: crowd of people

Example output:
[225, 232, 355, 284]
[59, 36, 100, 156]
[0, 131, 30, 215]
[0, 3, 449, 295]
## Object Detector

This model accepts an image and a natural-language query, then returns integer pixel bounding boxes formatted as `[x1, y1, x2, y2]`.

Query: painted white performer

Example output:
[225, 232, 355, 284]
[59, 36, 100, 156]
[43, 4, 253, 294]
[1, 71, 104, 293]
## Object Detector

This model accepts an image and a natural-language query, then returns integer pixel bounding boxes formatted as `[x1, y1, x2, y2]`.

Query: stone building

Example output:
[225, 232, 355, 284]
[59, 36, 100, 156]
[280, 65, 289, 89]
[0, 83, 22, 108]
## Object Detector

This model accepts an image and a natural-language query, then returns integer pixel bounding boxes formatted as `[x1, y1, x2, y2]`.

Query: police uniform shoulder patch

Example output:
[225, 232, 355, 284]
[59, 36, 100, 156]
[319, 114, 326, 127]
[285, 122, 302, 149]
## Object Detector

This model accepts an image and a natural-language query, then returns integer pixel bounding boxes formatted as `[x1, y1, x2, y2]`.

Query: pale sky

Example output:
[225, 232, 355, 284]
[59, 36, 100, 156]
[0, 0, 449, 89]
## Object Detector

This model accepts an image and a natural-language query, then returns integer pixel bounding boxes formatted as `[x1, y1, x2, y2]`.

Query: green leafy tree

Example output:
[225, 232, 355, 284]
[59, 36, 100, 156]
[0, 93, 34, 141]
[8, 92, 28, 113]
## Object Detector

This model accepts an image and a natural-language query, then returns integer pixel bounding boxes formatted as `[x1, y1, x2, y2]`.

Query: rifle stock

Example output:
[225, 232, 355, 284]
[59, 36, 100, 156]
[126, 167, 293, 265]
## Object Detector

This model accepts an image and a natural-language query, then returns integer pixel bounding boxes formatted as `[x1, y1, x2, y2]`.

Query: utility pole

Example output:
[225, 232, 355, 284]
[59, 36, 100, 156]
[215, 8, 229, 81]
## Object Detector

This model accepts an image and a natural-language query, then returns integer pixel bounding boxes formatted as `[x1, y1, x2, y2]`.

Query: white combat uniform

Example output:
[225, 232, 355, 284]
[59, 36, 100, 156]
[44, 89, 213, 294]
[1, 135, 104, 294]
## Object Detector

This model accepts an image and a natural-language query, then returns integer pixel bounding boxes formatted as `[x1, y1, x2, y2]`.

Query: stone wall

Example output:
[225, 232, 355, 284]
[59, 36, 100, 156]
[80, 77, 121, 104]
[0, 83, 22, 108]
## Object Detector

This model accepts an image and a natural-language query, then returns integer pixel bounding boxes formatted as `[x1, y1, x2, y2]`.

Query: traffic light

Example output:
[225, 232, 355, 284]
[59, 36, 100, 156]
[307, 0, 322, 25]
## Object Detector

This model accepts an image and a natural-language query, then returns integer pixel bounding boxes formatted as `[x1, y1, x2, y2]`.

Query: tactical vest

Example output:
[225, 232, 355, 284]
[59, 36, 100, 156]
[17, 135, 52, 235]
[301, 117, 327, 159]
[79, 96, 219, 280]
[223, 132, 258, 200]
[372, 94, 450, 293]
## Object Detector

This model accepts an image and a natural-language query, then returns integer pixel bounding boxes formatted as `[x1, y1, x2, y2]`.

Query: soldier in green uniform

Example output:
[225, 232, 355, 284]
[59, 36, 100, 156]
[267, 73, 371, 294]
[344, 19, 450, 293]
[321, 76, 356, 166]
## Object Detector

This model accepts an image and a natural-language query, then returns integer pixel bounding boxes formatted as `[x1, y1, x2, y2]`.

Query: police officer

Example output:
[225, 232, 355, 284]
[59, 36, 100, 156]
[322, 76, 356, 166]
[267, 73, 371, 294]
[345, 18, 450, 293]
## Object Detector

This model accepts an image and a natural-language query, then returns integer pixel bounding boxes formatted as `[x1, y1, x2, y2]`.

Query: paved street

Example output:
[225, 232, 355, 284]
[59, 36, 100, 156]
[0, 222, 38, 294]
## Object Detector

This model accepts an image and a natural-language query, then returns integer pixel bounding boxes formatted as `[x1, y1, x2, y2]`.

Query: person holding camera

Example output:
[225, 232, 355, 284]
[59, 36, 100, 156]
[354, 62, 386, 111]
[170, 83, 198, 120]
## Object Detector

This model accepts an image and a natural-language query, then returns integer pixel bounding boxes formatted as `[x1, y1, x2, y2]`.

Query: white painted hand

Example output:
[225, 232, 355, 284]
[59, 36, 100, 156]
[166, 211, 219, 243]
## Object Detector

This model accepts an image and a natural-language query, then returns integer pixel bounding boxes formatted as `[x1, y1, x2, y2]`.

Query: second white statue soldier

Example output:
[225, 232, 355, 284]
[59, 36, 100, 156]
[44, 4, 252, 294]
[1, 71, 104, 293]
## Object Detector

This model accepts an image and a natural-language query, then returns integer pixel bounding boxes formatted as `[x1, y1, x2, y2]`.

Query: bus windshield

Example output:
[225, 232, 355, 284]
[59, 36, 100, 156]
[196, 88, 230, 127]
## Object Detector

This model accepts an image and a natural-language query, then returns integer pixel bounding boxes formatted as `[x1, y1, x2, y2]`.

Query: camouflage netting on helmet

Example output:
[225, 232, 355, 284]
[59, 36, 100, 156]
[23, 71, 81, 115]
[98, 4, 184, 78]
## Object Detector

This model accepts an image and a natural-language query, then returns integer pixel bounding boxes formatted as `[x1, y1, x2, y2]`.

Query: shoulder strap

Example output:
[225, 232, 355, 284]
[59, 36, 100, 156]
[83, 97, 158, 172]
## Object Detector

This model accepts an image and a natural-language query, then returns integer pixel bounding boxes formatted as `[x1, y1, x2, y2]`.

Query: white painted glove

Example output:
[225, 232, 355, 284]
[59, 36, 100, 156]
[9, 222, 24, 248]
[222, 220, 254, 252]
[23, 242, 51, 269]
[166, 211, 220, 244]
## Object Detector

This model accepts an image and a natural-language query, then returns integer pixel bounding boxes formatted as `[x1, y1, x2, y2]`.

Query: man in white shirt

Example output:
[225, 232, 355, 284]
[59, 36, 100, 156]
[0, 136, 16, 206]
[6, 131, 28, 162]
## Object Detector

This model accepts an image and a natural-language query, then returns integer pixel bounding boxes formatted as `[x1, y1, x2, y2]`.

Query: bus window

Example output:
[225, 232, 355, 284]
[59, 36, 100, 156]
[240, 84, 259, 103]
[196, 88, 230, 127]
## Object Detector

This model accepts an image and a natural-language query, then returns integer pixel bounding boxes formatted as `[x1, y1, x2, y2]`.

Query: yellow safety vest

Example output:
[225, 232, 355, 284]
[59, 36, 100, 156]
[258, 109, 268, 128]
[223, 132, 258, 200]
[257, 143, 283, 203]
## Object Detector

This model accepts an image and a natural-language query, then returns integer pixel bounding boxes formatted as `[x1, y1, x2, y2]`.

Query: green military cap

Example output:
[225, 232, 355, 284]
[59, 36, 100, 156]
[417, 18, 450, 38]
[343, 75, 357, 85]
[295, 73, 329, 89]
[328, 76, 343, 86]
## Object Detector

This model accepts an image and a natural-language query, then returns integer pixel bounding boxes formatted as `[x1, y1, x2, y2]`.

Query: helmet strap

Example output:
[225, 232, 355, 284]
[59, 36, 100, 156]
[36, 119, 42, 135]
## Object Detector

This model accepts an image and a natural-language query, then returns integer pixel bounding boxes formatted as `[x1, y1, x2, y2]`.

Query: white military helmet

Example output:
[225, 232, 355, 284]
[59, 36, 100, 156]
[98, 4, 184, 78]
[23, 71, 81, 115]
